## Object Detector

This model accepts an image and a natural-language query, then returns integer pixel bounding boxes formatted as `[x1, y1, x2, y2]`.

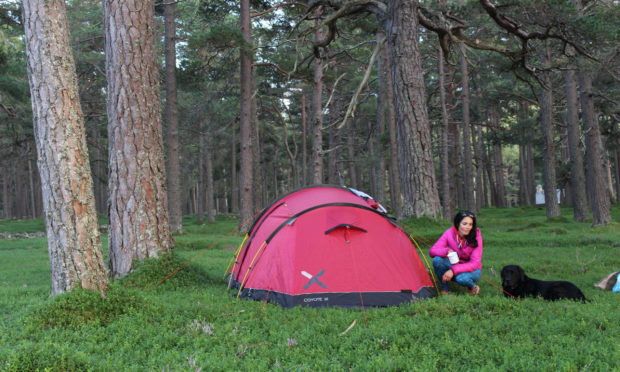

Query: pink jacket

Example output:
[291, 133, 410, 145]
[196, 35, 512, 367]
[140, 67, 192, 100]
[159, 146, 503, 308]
[429, 226, 483, 275]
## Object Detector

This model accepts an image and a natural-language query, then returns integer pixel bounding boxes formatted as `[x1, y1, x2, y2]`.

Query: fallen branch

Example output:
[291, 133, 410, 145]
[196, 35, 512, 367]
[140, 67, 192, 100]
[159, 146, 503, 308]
[339, 319, 357, 336]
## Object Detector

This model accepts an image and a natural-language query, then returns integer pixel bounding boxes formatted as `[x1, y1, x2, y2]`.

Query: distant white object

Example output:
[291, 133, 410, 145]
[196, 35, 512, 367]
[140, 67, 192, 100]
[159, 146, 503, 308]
[535, 185, 561, 204]
[535, 191, 545, 204]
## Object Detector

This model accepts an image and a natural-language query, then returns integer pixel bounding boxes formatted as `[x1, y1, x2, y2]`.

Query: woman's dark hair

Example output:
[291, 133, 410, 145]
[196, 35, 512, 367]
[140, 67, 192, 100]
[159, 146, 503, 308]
[453, 210, 478, 247]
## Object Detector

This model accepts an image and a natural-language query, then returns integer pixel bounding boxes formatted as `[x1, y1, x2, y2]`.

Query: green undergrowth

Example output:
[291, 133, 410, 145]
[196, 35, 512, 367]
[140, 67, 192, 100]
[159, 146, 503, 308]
[0, 218, 45, 233]
[119, 251, 215, 290]
[1, 208, 620, 371]
[25, 285, 148, 330]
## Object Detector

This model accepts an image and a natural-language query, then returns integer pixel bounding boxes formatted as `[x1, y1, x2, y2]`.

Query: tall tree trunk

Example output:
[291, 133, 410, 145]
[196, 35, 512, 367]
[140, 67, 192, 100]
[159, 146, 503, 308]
[489, 107, 507, 207]
[205, 134, 216, 223]
[518, 102, 535, 206]
[473, 76, 486, 210]
[23, 0, 108, 294]
[381, 38, 401, 215]
[238, 0, 254, 231]
[438, 47, 452, 219]
[27, 159, 36, 218]
[539, 48, 560, 218]
[326, 81, 341, 185]
[483, 142, 498, 206]
[311, 10, 325, 185]
[578, 71, 611, 226]
[88, 125, 107, 215]
[231, 119, 239, 214]
[0, 171, 4, 218]
[614, 148, 620, 202]
[386, 0, 441, 218]
[301, 93, 308, 186]
[346, 131, 358, 187]
[372, 30, 386, 201]
[563, 69, 588, 222]
[196, 123, 205, 223]
[251, 80, 264, 209]
[492, 142, 506, 207]
[16, 163, 28, 218]
[164, 0, 182, 233]
[2, 170, 10, 218]
[474, 125, 486, 209]
[104, 0, 173, 277]
[518, 145, 529, 206]
[459, 45, 475, 211]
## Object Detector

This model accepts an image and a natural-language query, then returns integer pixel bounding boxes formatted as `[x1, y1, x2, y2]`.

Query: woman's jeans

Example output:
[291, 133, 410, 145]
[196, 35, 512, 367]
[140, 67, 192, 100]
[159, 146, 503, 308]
[432, 256, 481, 291]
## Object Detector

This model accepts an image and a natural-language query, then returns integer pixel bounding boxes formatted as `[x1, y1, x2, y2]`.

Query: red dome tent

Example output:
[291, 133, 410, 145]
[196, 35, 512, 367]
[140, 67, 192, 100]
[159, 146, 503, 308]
[227, 185, 437, 308]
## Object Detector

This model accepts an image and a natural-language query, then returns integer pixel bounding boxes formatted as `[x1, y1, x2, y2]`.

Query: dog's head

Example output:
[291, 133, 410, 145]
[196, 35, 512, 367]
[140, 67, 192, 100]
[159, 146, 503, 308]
[501, 265, 525, 290]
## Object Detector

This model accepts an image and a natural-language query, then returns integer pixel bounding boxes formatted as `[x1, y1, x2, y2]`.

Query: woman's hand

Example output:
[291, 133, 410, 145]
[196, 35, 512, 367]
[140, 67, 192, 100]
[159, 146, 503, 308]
[442, 269, 454, 282]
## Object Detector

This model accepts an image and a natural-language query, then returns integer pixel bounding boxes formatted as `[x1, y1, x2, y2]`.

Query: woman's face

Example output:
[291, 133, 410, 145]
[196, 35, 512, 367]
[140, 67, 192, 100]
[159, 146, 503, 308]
[458, 216, 474, 237]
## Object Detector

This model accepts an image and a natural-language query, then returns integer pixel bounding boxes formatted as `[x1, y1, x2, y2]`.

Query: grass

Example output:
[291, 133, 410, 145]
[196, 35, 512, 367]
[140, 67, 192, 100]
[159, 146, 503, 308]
[1, 206, 620, 371]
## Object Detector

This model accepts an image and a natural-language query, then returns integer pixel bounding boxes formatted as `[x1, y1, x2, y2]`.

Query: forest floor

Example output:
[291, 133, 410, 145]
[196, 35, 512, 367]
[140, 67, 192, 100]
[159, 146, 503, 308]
[1, 206, 619, 371]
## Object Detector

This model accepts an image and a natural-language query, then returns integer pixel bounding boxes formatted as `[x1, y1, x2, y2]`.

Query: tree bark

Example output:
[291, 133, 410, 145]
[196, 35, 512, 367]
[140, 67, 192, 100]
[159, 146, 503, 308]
[474, 124, 486, 209]
[563, 69, 588, 222]
[326, 80, 341, 185]
[518, 102, 535, 206]
[614, 148, 620, 203]
[459, 45, 475, 211]
[438, 47, 453, 219]
[539, 48, 560, 218]
[238, 0, 254, 231]
[483, 140, 497, 207]
[2, 170, 10, 218]
[489, 107, 507, 207]
[251, 79, 264, 209]
[230, 118, 239, 214]
[163, 0, 182, 233]
[204, 133, 216, 223]
[23, 0, 108, 294]
[0, 171, 5, 218]
[381, 38, 401, 216]
[473, 76, 486, 210]
[346, 130, 358, 187]
[27, 159, 37, 217]
[104, 0, 173, 277]
[578, 71, 611, 226]
[196, 124, 205, 223]
[311, 9, 325, 185]
[301, 93, 308, 186]
[372, 30, 386, 201]
[386, 0, 441, 218]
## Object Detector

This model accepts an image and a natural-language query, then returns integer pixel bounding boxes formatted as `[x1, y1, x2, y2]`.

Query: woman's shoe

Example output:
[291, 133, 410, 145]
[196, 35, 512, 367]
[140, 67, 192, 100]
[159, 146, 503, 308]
[469, 285, 480, 296]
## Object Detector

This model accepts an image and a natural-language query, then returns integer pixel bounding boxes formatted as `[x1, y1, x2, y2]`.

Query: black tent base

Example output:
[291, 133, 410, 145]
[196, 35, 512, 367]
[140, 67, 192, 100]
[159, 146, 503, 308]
[229, 281, 437, 308]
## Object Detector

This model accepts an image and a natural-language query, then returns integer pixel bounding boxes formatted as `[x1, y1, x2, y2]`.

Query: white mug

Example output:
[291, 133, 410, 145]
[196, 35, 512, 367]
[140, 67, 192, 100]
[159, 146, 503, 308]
[447, 251, 459, 264]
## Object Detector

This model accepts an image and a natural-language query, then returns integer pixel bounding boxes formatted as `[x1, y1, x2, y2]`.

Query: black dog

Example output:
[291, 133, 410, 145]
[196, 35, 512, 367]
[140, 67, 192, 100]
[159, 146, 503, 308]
[501, 265, 586, 301]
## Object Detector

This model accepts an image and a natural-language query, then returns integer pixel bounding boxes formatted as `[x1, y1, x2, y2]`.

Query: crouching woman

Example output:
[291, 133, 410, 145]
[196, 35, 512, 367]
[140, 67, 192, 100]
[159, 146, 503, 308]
[429, 210, 483, 295]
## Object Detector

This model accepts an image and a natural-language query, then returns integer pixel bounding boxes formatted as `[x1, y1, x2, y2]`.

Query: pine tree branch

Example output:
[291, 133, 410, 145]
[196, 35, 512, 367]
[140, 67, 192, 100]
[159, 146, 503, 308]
[338, 35, 384, 129]
[271, 103, 297, 161]
[479, 0, 597, 62]
[0, 104, 16, 117]
[252, 62, 306, 79]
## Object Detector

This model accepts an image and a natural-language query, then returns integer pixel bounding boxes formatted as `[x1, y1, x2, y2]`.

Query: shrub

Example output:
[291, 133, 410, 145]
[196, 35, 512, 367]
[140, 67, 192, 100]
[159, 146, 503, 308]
[120, 251, 212, 290]
[4, 344, 92, 372]
[25, 286, 147, 330]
